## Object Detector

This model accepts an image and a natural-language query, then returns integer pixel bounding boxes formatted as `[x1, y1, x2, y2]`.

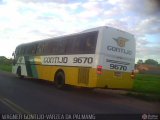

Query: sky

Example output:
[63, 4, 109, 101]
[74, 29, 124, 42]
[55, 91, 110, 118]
[0, 0, 160, 63]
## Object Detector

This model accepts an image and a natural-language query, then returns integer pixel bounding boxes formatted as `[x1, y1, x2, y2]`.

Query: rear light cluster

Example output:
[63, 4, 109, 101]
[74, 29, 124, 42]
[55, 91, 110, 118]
[97, 65, 102, 74]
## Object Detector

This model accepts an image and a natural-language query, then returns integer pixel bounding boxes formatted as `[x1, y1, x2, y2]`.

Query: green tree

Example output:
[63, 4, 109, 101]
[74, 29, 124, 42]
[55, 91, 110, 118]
[137, 59, 143, 64]
[144, 59, 159, 66]
[0, 56, 12, 65]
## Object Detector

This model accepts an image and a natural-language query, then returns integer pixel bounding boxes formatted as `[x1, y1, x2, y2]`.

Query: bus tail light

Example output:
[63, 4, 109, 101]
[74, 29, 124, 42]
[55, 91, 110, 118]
[97, 65, 102, 74]
[131, 70, 135, 79]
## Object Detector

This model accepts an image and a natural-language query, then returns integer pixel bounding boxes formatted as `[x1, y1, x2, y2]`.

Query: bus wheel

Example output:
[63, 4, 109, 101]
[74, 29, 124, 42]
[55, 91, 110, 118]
[17, 67, 24, 79]
[54, 71, 65, 89]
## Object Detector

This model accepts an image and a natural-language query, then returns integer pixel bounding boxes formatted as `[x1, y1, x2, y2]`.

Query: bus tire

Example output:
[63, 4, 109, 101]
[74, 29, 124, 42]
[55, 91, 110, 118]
[17, 67, 24, 79]
[54, 71, 65, 89]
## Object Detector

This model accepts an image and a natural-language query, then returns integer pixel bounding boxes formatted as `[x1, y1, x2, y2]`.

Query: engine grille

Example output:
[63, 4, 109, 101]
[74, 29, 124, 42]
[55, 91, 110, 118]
[78, 67, 89, 85]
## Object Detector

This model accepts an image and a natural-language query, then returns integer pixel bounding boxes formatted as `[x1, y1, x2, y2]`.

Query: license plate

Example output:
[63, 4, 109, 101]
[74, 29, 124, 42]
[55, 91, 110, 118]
[114, 71, 122, 77]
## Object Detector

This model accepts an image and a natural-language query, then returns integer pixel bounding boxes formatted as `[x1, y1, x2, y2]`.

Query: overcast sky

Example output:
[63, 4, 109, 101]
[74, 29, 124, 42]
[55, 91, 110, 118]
[0, 0, 160, 62]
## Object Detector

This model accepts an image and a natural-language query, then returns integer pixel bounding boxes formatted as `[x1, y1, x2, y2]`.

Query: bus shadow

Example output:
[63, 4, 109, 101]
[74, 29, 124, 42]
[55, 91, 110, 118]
[19, 77, 126, 99]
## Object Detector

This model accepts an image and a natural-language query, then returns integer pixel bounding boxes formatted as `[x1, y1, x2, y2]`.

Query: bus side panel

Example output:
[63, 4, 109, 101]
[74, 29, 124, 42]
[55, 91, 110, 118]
[13, 55, 98, 88]
[34, 64, 79, 84]
[65, 67, 97, 88]
[61, 67, 79, 86]
[33, 55, 133, 89]
[89, 68, 97, 87]
[34, 64, 98, 88]
[36, 65, 53, 80]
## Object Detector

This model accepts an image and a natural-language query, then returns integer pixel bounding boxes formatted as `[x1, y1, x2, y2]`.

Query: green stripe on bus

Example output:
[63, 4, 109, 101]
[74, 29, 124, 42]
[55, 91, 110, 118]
[31, 59, 38, 78]
[24, 56, 32, 77]
[24, 56, 38, 78]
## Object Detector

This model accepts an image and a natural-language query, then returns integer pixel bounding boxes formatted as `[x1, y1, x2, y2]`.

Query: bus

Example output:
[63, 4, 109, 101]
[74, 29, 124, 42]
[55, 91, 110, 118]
[12, 26, 135, 89]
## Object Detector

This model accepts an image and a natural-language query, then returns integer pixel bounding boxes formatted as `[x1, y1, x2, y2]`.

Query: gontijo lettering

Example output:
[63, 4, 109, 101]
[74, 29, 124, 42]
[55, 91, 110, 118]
[43, 57, 68, 64]
[107, 45, 132, 55]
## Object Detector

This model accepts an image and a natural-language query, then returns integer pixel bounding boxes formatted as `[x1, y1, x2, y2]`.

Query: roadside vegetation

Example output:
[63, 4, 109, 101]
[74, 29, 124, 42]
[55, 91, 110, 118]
[126, 74, 160, 101]
[127, 59, 160, 101]
[133, 74, 160, 94]
[0, 56, 12, 72]
[0, 64, 12, 72]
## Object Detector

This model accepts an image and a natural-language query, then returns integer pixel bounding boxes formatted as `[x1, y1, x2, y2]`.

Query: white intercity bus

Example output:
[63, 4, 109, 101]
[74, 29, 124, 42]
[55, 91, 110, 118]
[12, 26, 135, 89]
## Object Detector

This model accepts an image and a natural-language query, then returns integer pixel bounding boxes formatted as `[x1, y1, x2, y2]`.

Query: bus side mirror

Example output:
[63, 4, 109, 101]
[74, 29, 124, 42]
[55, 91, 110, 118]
[12, 52, 16, 65]
[12, 52, 16, 59]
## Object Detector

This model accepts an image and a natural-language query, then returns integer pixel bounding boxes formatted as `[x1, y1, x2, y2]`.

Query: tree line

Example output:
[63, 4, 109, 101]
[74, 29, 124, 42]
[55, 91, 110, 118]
[137, 59, 160, 66]
[0, 56, 13, 65]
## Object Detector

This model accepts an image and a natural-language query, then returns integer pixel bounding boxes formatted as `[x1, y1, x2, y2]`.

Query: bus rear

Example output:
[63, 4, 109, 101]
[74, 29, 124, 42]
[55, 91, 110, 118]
[96, 27, 135, 89]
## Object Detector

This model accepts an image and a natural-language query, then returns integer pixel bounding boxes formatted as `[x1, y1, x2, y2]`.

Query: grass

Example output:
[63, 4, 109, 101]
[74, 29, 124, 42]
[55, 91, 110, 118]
[133, 74, 160, 94]
[126, 74, 160, 101]
[0, 64, 12, 72]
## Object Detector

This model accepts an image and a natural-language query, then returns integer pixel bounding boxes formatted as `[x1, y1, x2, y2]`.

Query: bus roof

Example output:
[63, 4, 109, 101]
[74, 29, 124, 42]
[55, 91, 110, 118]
[16, 26, 133, 48]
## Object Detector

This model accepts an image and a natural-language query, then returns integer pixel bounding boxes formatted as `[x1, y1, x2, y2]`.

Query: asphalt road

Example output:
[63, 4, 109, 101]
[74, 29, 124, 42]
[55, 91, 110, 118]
[0, 71, 159, 114]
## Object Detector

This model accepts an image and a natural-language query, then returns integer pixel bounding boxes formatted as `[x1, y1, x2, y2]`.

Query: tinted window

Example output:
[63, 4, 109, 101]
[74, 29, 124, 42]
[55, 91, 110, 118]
[16, 31, 98, 56]
[66, 31, 98, 54]
[17, 46, 24, 55]
[15, 47, 20, 55]
[56, 38, 66, 54]
[22, 43, 37, 55]
[31, 43, 37, 55]
[43, 38, 66, 55]
[36, 42, 46, 55]
[20, 46, 25, 55]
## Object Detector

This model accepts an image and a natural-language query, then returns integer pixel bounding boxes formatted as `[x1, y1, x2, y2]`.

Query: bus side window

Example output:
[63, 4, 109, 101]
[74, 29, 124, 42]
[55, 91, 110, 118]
[31, 44, 37, 55]
[74, 35, 85, 54]
[22, 45, 27, 55]
[49, 40, 57, 55]
[37, 42, 45, 55]
[16, 47, 20, 56]
[84, 33, 97, 53]
[86, 38, 92, 51]
[23, 46, 26, 55]
[43, 41, 51, 55]
[66, 32, 98, 54]
[19, 47, 22, 55]
[25, 45, 30, 55]
[57, 39, 65, 55]
[65, 36, 76, 54]
[36, 43, 41, 55]
[19, 46, 24, 55]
